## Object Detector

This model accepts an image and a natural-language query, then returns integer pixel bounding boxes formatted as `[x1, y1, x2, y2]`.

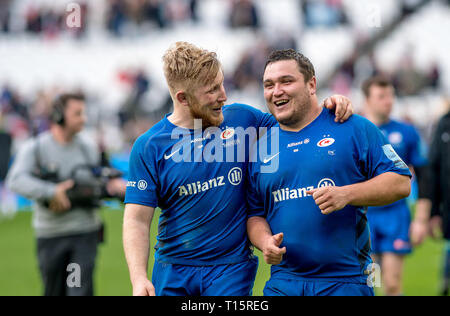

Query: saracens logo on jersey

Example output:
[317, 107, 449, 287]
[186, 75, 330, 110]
[221, 128, 235, 140]
[317, 138, 335, 147]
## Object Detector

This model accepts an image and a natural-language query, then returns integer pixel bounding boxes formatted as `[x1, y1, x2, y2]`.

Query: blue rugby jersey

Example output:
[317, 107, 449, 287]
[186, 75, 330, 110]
[369, 119, 427, 212]
[124, 103, 275, 265]
[247, 108, 411, 282]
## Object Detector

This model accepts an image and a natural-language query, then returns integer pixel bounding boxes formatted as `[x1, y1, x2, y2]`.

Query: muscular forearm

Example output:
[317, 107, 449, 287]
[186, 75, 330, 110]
[123, 205, 154, 284]
[247, 216, 273, 251]
[345, 172, 411, 207]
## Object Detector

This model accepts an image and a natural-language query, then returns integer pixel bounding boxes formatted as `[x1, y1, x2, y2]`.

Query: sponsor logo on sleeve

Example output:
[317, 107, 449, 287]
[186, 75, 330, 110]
[382, 144, 408, 169]
[126, 181, 136, 188]
[138, 180, 148, 191]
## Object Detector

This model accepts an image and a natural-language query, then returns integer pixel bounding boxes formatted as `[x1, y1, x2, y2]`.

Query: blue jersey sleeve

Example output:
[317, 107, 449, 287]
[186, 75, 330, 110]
[407, 126, 428, 167]
[124, 136, 159, 207]
[231, 103, 277, 129]
[246, 141, 266, 218]
[246, 162, 266, 218]
[257, 111, 277, 129]
[358, 119, 412, 179]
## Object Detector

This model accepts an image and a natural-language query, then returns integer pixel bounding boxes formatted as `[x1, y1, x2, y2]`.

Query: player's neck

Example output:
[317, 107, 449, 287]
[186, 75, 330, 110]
[279, 102, 322, 132]
[168, 106, 197, 129]
[365, 111, 389, 126]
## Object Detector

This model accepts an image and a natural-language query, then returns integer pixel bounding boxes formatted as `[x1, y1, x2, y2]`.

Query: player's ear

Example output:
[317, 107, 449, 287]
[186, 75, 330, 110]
[308, 77, 317, 96]
[175, 91, 189, 107]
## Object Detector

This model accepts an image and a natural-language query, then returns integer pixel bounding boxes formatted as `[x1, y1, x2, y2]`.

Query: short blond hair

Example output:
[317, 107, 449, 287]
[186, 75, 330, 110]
[163, 42, 222, 95]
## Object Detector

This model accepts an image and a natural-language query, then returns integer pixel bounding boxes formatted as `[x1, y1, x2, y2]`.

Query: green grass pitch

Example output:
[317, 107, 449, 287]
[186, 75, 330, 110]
[0, 208, 445, 296]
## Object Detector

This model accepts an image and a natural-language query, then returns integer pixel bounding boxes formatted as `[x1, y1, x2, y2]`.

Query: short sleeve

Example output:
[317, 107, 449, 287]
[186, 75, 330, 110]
[257, 111, 277, 129]
[359, 120, 412, 179]
[407, 126, 428, 167]
[124, 137, 159, 207]
[246, 145, 266, 218]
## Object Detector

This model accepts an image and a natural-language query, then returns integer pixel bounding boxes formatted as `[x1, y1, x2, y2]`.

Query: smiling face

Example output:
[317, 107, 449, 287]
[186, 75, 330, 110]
[188, 70, 227, 127]
[163, 42, 227, 128]
[263, 59, 316, 128]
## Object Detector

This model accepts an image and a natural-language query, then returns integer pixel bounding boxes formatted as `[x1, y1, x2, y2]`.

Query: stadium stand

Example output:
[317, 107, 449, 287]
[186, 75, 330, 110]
[0, 0, 449, 211]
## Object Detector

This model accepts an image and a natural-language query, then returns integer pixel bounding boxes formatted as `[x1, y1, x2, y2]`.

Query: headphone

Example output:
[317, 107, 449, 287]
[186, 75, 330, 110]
[50, 96, 66, 126]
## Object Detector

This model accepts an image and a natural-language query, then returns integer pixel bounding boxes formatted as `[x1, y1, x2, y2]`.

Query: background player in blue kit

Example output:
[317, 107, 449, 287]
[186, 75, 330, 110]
[246, 49, 412, 296]
[362, 76, 429, 296]
[122, 42, 354, 296]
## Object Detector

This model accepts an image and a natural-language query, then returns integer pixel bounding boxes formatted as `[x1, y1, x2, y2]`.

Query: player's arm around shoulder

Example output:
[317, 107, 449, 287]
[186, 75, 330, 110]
[123, 203, 156, 296]
[322, 95, 354, 123]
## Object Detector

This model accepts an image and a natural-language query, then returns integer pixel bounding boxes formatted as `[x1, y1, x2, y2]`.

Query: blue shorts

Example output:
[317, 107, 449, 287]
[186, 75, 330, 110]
[367, 205, 412, 255]
[264, 277, 374, 296]
[152, 257, 258, 296]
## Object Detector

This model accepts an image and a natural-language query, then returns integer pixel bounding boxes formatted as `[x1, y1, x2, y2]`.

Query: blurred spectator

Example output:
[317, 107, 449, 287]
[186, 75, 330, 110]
[271, 31, 298, 51]
[302, 0, 348, 28]
[427, 99, 450, 295]
[165, 0, 192, 25]
[190, 0, 199, 22]
[330, 53, 357, 95]
[22, 2, 88, 39]
[145, 0, 166, 29]
[229, 0, 259, 29]
[106, 0, 127, 36]
[126, 0, 149, 25]
[401, 0, 424, 17]
[28, 90, 54, 136]
[0, 0, 11, 33]
[229, 39, 270, 90]
[427, 61, 441, 90]
[25, 5, 43, 34]
[392, 54, 428, 96]
[229, 36, 299, 91]
[106, 0, 168, 37]
[41, 8, 63, 40]
[0, 122, 14, 218]
[117, 68, 151, 126]
[0, 130, 11, 182]
[1, 86, 29, 122]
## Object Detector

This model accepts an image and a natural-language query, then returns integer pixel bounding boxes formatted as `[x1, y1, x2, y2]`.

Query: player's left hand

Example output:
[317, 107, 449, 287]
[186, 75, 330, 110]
[322, 95, 354, 123]
[307, 186, 349, 215]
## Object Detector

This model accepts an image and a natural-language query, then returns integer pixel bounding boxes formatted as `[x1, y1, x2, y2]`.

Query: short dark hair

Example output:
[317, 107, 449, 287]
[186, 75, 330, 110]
[264, 49, 316, 82]
[57, 93, 85, 108]
[361, 76, 393, 98]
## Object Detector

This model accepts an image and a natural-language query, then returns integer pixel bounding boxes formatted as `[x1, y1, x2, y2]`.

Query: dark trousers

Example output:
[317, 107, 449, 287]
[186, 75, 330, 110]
[36, 230, 99, 296]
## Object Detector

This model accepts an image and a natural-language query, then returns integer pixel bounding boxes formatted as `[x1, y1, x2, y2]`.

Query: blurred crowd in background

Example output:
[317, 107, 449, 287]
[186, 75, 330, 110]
[0, 0, 449, 213]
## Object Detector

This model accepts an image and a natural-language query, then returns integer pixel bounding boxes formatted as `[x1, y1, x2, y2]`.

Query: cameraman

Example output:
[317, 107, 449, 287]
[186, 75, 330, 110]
[6, 93, 124, 296]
